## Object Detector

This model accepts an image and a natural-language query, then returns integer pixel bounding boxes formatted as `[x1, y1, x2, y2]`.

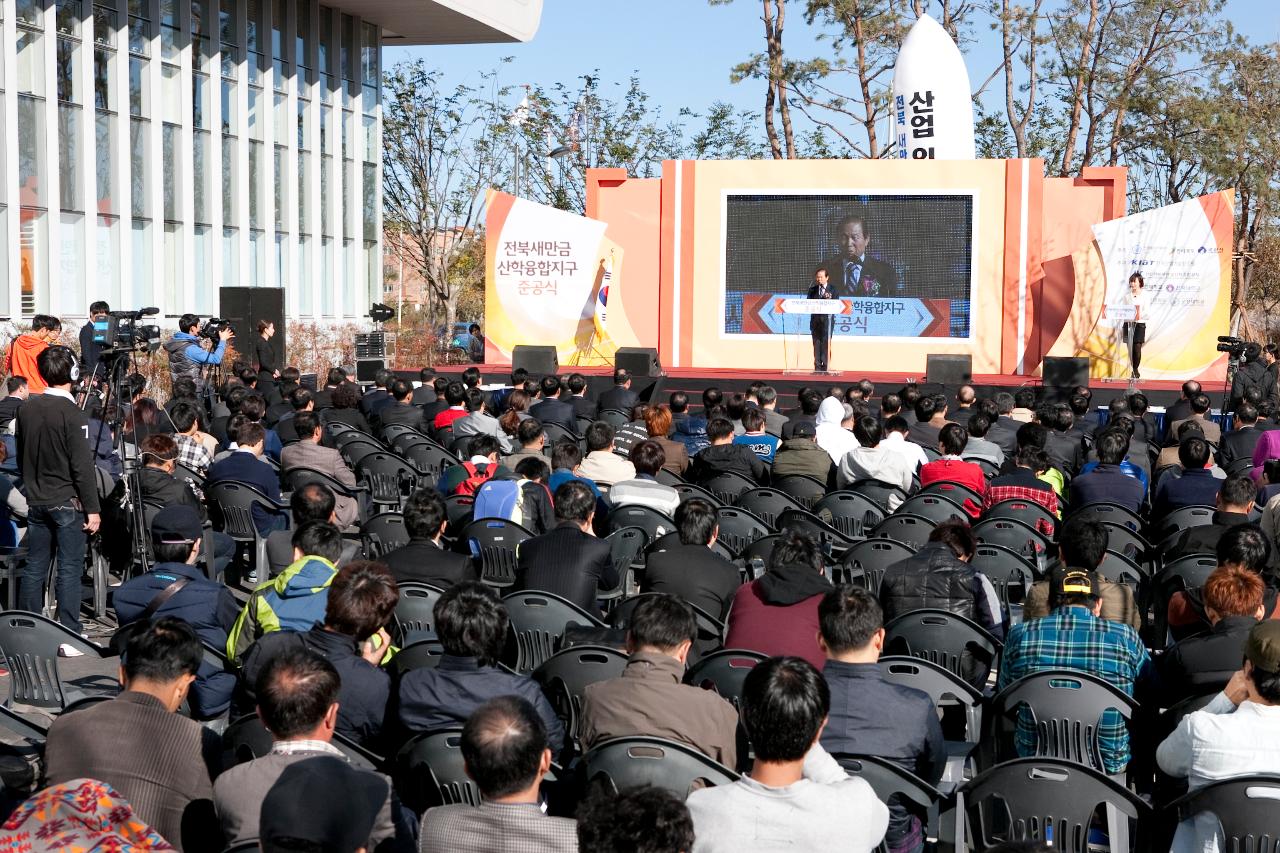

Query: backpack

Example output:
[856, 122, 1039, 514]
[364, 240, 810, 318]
[453, 461, 496, 496]
[473, 477, 528, 526]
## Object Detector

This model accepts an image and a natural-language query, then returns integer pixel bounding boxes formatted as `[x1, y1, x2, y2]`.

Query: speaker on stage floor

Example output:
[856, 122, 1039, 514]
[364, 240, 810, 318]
[512, 345, 558, 376]
[926, 354, 972, 387]
[220, 287, 285, 371]
[1043, 356, 1091, 391]
[355, 358, 384, 383]
[615, 347, 662, 378]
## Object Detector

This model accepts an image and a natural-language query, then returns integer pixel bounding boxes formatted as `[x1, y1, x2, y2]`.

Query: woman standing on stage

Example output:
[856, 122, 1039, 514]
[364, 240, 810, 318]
[1122, 272, 1148, 379]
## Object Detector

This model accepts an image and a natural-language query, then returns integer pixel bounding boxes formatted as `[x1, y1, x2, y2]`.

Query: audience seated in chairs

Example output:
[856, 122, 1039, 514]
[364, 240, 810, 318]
[690, 417, 766, 486]
[379, 488, 477, 587]
[837, 415, 914, 503]
[453, 387, 513, 454]
[214, 648, 403, 848]
[581, 593, 739, 766]
[961, 411, 1005, 468]
[685, 656, 888, 853]
[1167, 525, 1279, 642]
[906, 394, 950, 449]
[814, 398, 859, 465]
[1072, 428, 1146, 514]
[645, 404, 691, 477]
[918, 424, 986, 518]
[733, 407, 780, 464]
[515, 480, 616, 616]
[280, 411, 362, 529]
[1152, 435, 1222, 520]
[724, 530, 833, 669]
[501, 417, 546, 472]
[397, 582, 565, 753]
[669, 390, 711, 456]
[819, 586, 945, 853]
[1166, 474, 1257, 561]
[771, 419, 829, 483]
[983, 445, 1060, 522]
[641, 498, 741, 622]
[1023, 516, 1141, 630]
[578, 421, 637, 486]
[266, 483, 360, 578]
[609, 440, 681, 517]
[438, 434, 511, 496]
[377, 379, 428, 432]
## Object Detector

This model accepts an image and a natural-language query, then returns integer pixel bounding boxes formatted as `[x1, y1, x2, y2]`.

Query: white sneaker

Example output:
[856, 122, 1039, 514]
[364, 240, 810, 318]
[57, 643, 85, 658]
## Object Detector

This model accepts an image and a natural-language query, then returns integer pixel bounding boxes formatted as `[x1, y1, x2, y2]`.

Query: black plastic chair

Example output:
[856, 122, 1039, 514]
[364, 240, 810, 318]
[773, 474, 828, 509]
[442, 494, 474, 534]
[683, 649, 767, 711]
[542, 421, 578, 445]
[882, 608, 1001, 687]
[221, 713, 275, 767]
[1096, 549, 1147, 590]
[207, 481, 289, 577]
[402, 442, 459, 481]
[392, 582, 447, 646]
[601, 527, 646, 607]
[336, 438, 385, 469]
[735, 487, 803, 529]
[972, 543, 1036, 608]
[607, 505, 677, 542]
[672, 481, 720, 507]
[1165, 774, 1280, 852]
[532, 644, 629, 745]
[503, 590, 606, 674]
[1151, 554, 1220, 644]
[461, 517, 534, 589]
[961, 757, 1152, 853]
[388, 639, 446, 679]
[873, 513, 938, 550]
[880, 654, 984, 740]
[610, 593, 724, 653]
[837, 538, 916, 590]
[897, 494, 969, 526]
[849, 479, 912, 513]
[972, 517, 1049, 563]
[702, 471, 759, 505]
[655, 467, 687, 487]
[832, 753, 941, 846]
[1100, 521, 1151, 565]
[381, 423, 426, 446]
[814, 490, 886, 538]
[282, 467, 370, 526]
[355, 452, 417, 510]
[984, 498, 1057, 537]
[362, 511, 409, 558]
[713, 507, 771, 557]
[1155, 504, 1217, 541]
[1069, 501, 1143, 532]
[920, 479, 984, 507]
[985, 669, 1139, 771]
[394, 730, 479, 813]
[776, 508, 857, 558]
[598, 409, 630, 429]
[582, 735, 739, 799]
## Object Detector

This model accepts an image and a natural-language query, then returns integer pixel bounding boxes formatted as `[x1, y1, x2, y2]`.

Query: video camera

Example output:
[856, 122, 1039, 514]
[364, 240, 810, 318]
[200, 317, 234, 342]
[92, 307, 162, 356]
[1217, 335, 1247, 361]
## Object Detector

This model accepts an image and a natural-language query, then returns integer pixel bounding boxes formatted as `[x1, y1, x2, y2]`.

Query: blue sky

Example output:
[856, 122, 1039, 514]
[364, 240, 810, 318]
[385, 0, 1280, 135]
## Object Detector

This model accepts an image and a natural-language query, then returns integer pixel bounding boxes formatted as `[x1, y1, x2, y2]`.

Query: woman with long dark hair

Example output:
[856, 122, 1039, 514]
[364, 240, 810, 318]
[1123, 272, 1147, 378]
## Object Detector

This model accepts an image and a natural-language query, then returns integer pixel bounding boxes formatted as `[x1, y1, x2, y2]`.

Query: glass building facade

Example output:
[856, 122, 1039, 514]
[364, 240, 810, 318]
[4, 0, 382, 320]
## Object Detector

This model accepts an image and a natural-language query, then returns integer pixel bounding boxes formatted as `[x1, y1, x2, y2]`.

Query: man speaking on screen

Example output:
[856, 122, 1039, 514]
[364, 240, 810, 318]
[822, 213, 900, 297]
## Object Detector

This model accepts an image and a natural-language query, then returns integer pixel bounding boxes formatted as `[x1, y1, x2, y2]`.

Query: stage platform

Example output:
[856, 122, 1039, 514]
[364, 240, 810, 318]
[413, 364, 1213, 409]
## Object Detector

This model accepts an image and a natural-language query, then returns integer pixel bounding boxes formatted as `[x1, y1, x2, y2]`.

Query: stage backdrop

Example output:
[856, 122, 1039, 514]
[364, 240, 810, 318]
[1045, 190, 1234, 380]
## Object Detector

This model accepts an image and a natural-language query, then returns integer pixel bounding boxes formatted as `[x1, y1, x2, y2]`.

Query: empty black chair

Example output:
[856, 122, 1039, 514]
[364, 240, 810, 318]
[503, 590, 606, 674]
[206, 481, 289, 580]
[882, 608, 1000, 687]
[394, 730, 479, 813]
[392, 582, 447, 646]
[0, 611, 111, 710]
[403, 443, 458, 481]
[355, 452, 417, 510]
[683, 649, 767, 711]
[985, 669, 1139, 771]
[837, 538, 916, 590]
[849, 479, 911, 513]
[735, 487, 803, 529]
[597, 409, 629, 429]
[655, 467, 687, 487]
[961, 757, 1152, 853]
[873, 514, 937, 550]
[814, 490, 886, 539]
[1164, 775, 1280, 853]
[773, 474, 828, 509]
[362, 511, 409, 558]
[601, 527, 647, 606]
[1100, 521, 1151, 565]
[532, 644, 629, 745]
[389, 639, 446, 679]
[1155, 504, 1217, 541]
[381, 423, 425, 447]
[702, 471, 759, 504]
[896, 494, 968, 526]
[972, 543, 1036, 608]
[582, 735, 739, 799]
[607, 505, 677, 542]
[461, 517, 533, 589]
[337, 438, 385, 469]
[714, 507, 771, 557]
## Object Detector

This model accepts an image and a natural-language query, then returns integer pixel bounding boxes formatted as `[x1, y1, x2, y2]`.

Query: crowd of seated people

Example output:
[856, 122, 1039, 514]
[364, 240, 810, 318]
[3, 345, 1280, 852]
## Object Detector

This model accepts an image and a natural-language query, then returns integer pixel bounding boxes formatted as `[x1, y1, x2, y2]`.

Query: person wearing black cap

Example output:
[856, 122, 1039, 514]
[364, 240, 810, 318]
[259, 755, 389, 853]
[113, 506, 239, 719]
[997, 563, 1153, 776]
[770, 418, 833, 483]
[1157, 620, 1280, 853]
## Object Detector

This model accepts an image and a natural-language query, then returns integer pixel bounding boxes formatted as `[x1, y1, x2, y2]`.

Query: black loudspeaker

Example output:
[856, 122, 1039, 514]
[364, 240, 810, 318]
[512, 345, 558, 376]
[219, 287, 286, 370]
[1043, 356, 1091, 390]
[615, 347, 663, 378]
[925, 354, 972, 387]
[355, 358, 384, 383]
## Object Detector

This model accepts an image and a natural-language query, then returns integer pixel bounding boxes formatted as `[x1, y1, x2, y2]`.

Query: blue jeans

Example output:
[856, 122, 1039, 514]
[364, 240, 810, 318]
[21, 503, 87, 632]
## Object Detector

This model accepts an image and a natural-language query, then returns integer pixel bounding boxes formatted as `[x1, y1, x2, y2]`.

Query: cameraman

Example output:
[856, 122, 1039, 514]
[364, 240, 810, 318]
[163, 313, 232, 397]
[1231, 341, 1275, 411]
[78, 301, 110, 380]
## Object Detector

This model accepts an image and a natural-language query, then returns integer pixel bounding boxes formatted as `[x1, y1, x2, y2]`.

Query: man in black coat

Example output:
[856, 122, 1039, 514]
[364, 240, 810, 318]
[1162, 381, 1201, 442]
[1219, 402, 1263, 470]
[821, 212, 900, 297]
[515, 480, 616, 616]
[640, 498, 741, 622]
[1231, 342, 1275, 411]
[566, 373, 598, 421]
[807, 267, 836, 372]
[379, 489, 477, 588]
[596, 368, 640, 415]
[528, 375, 577, 435]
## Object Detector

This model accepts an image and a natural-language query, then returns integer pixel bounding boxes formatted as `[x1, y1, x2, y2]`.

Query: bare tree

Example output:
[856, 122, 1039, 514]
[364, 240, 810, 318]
[712, 0, 799, 158]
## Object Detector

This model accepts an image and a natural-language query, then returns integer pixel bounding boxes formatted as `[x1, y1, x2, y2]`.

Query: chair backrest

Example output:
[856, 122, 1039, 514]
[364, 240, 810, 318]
[814, 490, 886, 539]
[283, 466, 356, 498]
[1096, 549, 1147, 588]
[541, 421, 577, 445]
[442, 494, 474, 534]
[362, 511, 410, 557]
[882, 608, 1000, 685]
[837, 538, 916, 590]
[773, 474, 828, 509]
[503, 590, 605, 673]
[355, 452, 416, 481]
[872, 513, 938, 550]
[208, 481, 283, 539]
[988, 669, 1138, 770]
[832, 753, 940, 811]
[583, 735, 739, 799]
[393, 582, 447, 645]
[607, 505, 677, 541]
[683, 649, 767, 711]
[532, 644, 629, 743]
[598, 409, 630, 428]
[984, 498, 1057, 537]
[0, 611, 102, 709]
[962, 757, 1152, 853]
[461, 517, 534, 588]
[879, 655, 984, 740]
[1167, 774, 1280, 852]
[221, 714, 276, 767]
[337, 438, 385, 468]
[972, 543, 1036, 608]
[849, 479, 911, 512]
[735, 488, 803, 529]
[714, 507, 772, 557]
[672, 481, 720, 506]
[972, 517, 1048, 562]
[1156, 504, 1217, 539]
[402, 443, 458, 479]
[775, 508, 855, 556]
[920, 479, 984, 506]
[896, 493, 969, 526]
[702, 470, 759, 504]
[602, 527, 647, 600]
[394, 730, 479, 813]
[1069, 501, 1143, 532]
[1100, 521, 1151, 564]
[389, 639, 446, 679]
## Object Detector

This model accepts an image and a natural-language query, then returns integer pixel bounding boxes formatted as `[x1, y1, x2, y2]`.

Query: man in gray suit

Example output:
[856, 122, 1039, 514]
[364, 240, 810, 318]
[453, 387, 513, 453]
[213, 648, 399, 849]
[419, 696, 577, 853]
[279, 410, 361, 528]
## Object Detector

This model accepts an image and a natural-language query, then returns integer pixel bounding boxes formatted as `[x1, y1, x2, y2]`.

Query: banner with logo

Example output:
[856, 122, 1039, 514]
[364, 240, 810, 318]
[1077, 192, 1233, 379]
[484, 190, 628, 365]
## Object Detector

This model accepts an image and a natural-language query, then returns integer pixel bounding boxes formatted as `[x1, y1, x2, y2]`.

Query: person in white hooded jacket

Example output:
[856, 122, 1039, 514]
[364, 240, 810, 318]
[814, 397, 859, 465]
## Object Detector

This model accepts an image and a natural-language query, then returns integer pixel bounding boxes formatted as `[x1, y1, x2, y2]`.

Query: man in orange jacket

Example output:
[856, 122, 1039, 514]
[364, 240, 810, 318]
[4, 315, 62, 394]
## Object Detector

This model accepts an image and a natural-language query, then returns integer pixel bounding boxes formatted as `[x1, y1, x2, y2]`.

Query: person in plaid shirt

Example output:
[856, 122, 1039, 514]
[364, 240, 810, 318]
[997, 562, 1154, 775]
[984, 445, 1060, 529]
[170, 401, 213, 478]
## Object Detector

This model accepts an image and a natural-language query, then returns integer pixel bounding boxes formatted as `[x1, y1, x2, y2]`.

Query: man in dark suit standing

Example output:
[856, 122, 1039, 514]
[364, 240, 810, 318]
[516, 480, 617, 616]
[821, 212, 900, 298]
[380, 490, 477, 587]
[597, 368, 640, 415]
[529, 375, 578, 435]
[808, 267, 836, 372]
